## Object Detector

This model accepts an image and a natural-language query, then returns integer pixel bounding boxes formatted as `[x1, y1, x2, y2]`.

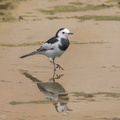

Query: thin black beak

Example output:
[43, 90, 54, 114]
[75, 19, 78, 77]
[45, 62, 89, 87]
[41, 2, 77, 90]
[69, 32, 74, 35]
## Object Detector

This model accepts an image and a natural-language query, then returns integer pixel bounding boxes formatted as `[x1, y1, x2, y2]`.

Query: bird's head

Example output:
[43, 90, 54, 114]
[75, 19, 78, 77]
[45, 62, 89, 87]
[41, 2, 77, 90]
[55, 28, 73, 39]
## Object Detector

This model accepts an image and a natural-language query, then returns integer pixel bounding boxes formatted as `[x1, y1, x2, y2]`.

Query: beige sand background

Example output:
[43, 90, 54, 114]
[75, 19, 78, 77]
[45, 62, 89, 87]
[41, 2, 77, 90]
[0, 0, 120, 120]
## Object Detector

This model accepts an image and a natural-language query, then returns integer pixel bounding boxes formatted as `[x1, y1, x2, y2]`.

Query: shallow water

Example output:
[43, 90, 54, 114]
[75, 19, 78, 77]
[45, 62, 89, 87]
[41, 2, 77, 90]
[0, 44, 120, 120]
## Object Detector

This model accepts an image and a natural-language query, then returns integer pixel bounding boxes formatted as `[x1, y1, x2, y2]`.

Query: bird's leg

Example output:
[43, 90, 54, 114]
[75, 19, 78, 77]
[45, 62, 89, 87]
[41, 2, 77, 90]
[53, 60, 56, 71]
[49, 70, 56, 82]
[53, 59, 64, 70]
[49, 58, 57, 71]
[50, 58, 64, 71]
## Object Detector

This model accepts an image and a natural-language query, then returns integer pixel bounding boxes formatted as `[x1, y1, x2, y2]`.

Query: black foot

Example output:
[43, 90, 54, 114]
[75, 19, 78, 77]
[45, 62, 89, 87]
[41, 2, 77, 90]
[55, 74, 64, 79]
[56, 64, 64, 70]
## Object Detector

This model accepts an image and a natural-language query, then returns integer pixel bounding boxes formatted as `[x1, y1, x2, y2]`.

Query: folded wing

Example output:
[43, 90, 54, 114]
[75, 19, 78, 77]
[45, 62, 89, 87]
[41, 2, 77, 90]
[37, 37, 59, 52]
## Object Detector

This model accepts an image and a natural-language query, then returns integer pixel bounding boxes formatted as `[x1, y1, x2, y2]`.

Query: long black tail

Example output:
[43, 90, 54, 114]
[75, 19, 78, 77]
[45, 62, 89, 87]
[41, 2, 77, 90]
[20, 51, 37, 58]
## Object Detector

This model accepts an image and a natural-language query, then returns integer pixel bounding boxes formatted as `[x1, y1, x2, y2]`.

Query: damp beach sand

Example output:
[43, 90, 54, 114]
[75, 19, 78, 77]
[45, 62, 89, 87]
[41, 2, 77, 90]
[0, 0, 120, 120]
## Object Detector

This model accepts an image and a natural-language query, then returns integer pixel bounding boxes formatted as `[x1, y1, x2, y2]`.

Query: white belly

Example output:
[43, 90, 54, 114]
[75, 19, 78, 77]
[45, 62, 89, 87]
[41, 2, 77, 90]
[40, 48, 64, 59]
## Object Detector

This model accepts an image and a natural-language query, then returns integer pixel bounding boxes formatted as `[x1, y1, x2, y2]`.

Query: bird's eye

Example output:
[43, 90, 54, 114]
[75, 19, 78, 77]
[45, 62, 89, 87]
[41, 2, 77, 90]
[62, 32, 65, 34]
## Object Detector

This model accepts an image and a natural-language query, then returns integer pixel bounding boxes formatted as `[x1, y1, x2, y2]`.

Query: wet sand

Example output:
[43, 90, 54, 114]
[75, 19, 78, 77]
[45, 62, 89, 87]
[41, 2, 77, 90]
[0, 0, 120, 120]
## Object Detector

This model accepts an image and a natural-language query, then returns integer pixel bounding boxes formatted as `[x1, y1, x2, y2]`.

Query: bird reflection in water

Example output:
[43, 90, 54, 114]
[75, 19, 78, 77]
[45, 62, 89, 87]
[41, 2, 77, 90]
[22, 71, 72, 114]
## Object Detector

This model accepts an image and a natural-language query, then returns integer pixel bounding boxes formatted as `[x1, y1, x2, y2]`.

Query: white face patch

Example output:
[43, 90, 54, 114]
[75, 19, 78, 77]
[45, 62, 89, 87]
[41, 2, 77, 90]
[57, 28, 71, 39]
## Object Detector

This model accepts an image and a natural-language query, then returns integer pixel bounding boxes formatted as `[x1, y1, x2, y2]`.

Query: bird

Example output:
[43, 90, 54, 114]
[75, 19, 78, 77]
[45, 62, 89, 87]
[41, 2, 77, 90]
[20, 28, 73, 71]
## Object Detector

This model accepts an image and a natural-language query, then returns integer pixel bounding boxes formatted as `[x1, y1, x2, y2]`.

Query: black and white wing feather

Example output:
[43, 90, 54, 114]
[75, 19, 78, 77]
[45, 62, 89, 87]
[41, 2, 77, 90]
[37, 37, 59, 52]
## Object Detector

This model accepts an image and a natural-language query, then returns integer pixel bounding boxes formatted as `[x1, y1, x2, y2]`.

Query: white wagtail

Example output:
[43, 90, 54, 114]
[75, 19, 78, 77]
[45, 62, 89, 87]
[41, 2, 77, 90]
[20, 28, 73, 70]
